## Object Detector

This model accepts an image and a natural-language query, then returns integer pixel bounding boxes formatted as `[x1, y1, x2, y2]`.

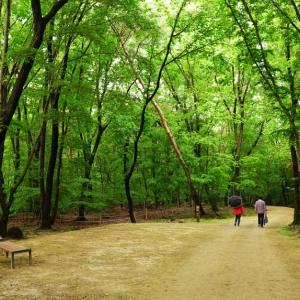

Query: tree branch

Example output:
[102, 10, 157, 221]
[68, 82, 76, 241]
[246, 121, 265, 156]
[270, 0, 300, 34]
[226, 0, 290, 118]
[43, 0, 69, 24]
[31, 0, 43, 25]
[290, 0, 300, 21]
[148, 0, 187, 102]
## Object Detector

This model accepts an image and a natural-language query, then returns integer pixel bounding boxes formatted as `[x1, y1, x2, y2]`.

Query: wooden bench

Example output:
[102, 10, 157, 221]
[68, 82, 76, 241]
[0, 241, 32, 269]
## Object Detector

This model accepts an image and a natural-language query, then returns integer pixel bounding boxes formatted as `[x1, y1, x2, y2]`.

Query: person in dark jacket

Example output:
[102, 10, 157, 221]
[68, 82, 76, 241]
[232, 204, 244, 226]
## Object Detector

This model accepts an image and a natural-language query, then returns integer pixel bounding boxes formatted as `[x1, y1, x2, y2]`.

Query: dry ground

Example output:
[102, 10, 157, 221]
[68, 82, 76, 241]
[0, 206, 300, 300]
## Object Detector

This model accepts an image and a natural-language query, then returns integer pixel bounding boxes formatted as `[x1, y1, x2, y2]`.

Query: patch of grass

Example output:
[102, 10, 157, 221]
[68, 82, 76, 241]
[288, 225, 300, 237]
[217, 214, 232, 220]
[147, 215, 233, 224]
[61, 226, 79, 232]
[279, 226, 298, 238]
[180, 217, 215, 224]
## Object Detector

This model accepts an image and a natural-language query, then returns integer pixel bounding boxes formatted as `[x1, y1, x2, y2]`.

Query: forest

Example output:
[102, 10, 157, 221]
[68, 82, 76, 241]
[0, 0, 300, 237]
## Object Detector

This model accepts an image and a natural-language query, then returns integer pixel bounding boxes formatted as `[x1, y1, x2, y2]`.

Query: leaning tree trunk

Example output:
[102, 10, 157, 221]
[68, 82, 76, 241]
[150, 100, 201, 221]
[165, 63, 206, 214]
[112, 1, 202, 221]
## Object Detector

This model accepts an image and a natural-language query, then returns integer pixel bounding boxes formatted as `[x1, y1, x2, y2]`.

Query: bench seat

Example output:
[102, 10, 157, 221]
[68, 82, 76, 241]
[0, 241, 32, 269]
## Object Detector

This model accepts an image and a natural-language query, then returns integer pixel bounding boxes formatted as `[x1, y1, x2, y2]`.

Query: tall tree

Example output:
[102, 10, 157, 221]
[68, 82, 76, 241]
[226, 0, 300, 223]
[0, 0, 69, 236]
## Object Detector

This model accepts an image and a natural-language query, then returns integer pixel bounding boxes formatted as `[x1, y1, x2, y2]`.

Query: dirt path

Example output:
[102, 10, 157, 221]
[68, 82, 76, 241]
[146, 206, 300, 300]
[0, 206, 300, 299]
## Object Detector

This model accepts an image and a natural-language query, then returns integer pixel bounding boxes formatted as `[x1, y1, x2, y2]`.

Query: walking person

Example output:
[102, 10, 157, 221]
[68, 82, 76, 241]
[255, 198, 266, 227]
[232, 204, 244, 226]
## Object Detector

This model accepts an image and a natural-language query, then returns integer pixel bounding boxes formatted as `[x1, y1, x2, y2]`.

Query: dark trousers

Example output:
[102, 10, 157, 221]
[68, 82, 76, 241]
[234, 214, 241, 226]
[258, 213, 264, 227]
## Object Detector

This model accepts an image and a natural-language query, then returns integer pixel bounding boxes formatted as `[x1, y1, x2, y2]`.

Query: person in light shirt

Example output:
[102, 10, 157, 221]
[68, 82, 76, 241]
[255, 198, 266, 227]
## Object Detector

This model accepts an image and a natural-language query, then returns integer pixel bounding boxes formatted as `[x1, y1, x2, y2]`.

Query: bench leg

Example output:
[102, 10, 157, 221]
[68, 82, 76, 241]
[11, 253, 14, 269]
[5, 251, 8, 258]
[29, 250, 32, 265]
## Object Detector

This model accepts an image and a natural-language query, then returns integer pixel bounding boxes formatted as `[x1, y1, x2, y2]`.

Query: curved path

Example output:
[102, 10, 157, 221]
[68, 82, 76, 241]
[1, 206, 300, 300]
[148, 206, 300, 300]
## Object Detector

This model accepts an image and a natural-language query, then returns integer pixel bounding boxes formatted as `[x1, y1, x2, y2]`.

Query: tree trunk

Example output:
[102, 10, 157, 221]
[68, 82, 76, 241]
[0, 203, 9, 236]
[124, 176, 136, 223]
[0, 0, 69, 235]
[51, 117, 68, 225]
[151, 100, 201, 221]
[77, 166, 91, 221]
[24, 99, 41, 217]
[205, 185, 219, 212]
[112, 1, 199, 221]
[78, 122, 108, 220]
[122, 99, 150, 224]
[41, 17, 73, 228]
[228, 0, 300, 224]
[0, 142, 8, 236]
[39, 114, 47, 218]
[290, 144, 300, 224]
[78, 204, 87, 221]
[281, 181, 289, 206]
[41, 94, 59, 229]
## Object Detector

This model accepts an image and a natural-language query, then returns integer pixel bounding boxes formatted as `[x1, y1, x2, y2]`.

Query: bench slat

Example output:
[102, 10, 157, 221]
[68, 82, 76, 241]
[0, 242, 30, 252]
